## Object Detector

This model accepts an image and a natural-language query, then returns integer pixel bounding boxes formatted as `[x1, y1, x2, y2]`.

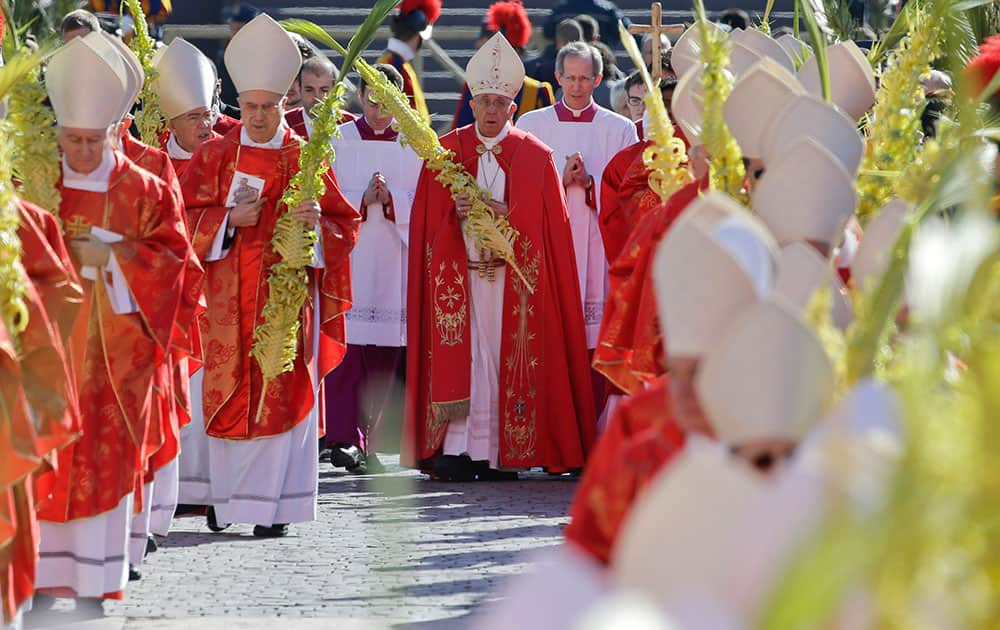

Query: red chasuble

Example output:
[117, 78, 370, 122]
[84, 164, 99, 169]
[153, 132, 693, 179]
[564, 378, 686, 565]
[17, 201, 82, 469]
[593, 179, 705, 395]
[39, 152, 191, 523]
[402, 125, 597, 470]
[598, 125, 689, 266]
[121, 133, 206, 480]
[213, 113, 240, 137]
[179, 125, 359, 440]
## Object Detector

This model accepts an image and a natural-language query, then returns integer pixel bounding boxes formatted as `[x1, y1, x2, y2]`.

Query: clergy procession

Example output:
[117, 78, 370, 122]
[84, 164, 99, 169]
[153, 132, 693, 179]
[1, 0, 1000, 627]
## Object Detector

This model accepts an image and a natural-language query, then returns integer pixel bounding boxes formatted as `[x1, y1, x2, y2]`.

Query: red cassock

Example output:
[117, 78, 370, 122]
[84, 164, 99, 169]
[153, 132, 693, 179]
[160, 130, 221, 178]
[121, 133, 206, 482]
[38, 153, 191, 523]
[284, 107, 358, 140]
[564, 377, 686, 565]
[598, 125, 689, 266]
[593, 179, 705, 395]
[401, 125, 598, 470]
[179, 125, 359, 440]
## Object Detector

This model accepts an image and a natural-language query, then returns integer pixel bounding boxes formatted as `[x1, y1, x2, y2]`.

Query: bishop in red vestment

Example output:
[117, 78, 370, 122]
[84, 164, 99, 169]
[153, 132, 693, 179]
[402, 33, 596, 479]
[35, 32, 193, 601]
[179, 13, 359, 537]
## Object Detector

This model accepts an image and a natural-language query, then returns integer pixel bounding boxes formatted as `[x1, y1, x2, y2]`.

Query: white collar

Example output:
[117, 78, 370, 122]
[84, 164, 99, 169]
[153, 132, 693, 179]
[387, 37, 415, 62]
[62, 148, 116, 193]
[475, 122, 510, 149]
[166, 133, 194, 160]
[240, 120, 288, 149]
[562, 98, 595, 116]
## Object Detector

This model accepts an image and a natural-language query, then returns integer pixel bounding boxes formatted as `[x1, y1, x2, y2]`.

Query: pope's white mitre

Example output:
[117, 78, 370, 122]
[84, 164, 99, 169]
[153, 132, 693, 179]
[653, 191, 778, 358]
[851, 198, 910, 292]
[759, 93, 865, 175]
[696, 299, 834, 445]
[224, 13, 302, 96]
[730, 27, 795, 74]
[47, 33, 128, 129]
[466, 32, 524, 100]
[154, 38, 216, 119]
[103, 33, 144, 124]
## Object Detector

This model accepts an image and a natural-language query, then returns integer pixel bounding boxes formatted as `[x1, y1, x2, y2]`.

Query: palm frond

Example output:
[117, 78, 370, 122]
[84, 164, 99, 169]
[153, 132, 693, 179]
[799, 0, 830, 102]
[0, 47, 42, 101]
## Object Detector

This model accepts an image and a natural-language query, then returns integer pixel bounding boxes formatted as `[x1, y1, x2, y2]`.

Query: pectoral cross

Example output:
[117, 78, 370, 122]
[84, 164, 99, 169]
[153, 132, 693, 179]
[628, 2, 681, 81]
[65, 215, 90, 237]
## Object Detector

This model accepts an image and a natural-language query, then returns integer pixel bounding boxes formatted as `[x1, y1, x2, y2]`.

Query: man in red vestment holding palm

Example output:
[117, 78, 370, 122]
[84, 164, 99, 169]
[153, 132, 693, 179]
[180, 13, 359, 538]
[402, 33, 597, 480]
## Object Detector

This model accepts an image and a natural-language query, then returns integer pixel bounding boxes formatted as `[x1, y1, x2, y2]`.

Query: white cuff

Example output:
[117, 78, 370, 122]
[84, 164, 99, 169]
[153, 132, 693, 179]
[205, 213, 234, 262]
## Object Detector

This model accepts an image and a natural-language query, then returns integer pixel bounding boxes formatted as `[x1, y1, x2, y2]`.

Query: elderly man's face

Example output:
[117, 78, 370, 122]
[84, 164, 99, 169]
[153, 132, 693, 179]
[666, 356, 715, 438]
[237, 90, 285, 143]
[170, 106, 214, 153]
[470, 93, 515, 139]
[59, 127, 110, 174]
[556, 54, 601, 109]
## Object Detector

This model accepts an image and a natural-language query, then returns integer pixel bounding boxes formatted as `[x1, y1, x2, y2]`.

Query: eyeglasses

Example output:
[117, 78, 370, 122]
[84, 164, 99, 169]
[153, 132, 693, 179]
[560, 75, 596, 85]
[627, 96, 644, 107]
[473, 96, 513, 111]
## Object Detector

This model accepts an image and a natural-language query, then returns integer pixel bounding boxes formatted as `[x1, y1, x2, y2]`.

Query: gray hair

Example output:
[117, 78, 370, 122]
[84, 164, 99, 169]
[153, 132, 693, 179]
[556, 41, 603, 78]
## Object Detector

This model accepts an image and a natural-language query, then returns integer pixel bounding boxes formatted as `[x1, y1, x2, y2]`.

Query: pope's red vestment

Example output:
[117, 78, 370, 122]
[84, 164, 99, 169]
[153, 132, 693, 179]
[402, 125, 597, 470]
[593, 179, 705, 395]
[179, 125, 359, 440]
[564, 378, 686, 565]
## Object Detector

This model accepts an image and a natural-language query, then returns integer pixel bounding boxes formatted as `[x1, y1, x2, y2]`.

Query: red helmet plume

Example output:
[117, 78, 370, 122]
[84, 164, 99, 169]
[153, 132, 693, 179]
[966, 35, 1000, 99]
[399, 0, 442, 25]
[486, 0, 531, 49]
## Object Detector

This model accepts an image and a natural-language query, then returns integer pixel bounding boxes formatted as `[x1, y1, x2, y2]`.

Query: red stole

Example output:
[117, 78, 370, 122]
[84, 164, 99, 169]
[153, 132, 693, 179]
[403, 125, 597, 469]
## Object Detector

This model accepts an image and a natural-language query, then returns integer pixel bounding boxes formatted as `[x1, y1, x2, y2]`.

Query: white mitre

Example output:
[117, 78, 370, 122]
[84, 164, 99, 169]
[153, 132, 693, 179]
[723, 58, 805, 159]
[759, 93, 865, 175]
[798, 40, 876, 121]
[466, 32, 524, 100]
[773, 241, 854, 330]
[102, 33, 144, 124]
[730, 27, 795, 73]
[224, 13, 302, 96]
[652, 191, 778, 358]
[696, 299, 834, 446]
[753, 137, 857, 249]
[47, 33, 128, 129]
[154, 38, 217, 120]
[850, 198, 910, 292]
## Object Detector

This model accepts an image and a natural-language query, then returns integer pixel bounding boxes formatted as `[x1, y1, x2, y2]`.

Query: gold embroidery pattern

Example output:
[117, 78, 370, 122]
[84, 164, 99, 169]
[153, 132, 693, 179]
[503, 238, 541, 461]
[433, 260, 467, 347]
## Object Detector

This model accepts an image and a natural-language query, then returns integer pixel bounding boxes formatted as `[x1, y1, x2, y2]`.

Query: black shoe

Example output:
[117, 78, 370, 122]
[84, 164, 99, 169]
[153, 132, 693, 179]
[433, 454, 477, 482]
[364, 452, 386, 474]
[318, 438, 332, 462]
[253, 523, 289, 538]
[174, 504, 205, 517]
[145, 534, 158, 556]
[206, 506, 229, 532]
[477, 468, 519, 481]
[128, 565, 142, 581]
[330, 443, 364, 470]
[346, 458, 368, 475]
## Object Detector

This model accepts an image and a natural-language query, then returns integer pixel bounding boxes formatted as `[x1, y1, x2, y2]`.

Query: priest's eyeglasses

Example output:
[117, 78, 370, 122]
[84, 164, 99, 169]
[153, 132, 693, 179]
[473, 96, 513, 111]
[239, 100, 283, 114]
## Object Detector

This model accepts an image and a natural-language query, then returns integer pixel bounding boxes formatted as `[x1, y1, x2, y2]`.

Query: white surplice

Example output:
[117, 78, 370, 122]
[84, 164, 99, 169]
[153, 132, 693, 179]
[204, 121, 320, 526]
[516, 101, 637, 346]
[331, 119, 422, 346]
[177, 367, 211, 504]
[442, 123, 510, 468]
[35, 150, 136, 599]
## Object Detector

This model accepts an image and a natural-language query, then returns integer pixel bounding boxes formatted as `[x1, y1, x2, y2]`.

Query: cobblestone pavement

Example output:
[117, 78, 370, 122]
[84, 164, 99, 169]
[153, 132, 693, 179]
[25, 455, 578, 629]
